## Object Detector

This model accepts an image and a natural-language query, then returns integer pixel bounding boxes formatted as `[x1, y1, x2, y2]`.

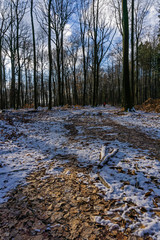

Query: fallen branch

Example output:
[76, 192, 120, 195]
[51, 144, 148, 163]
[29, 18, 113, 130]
[97, 173, 114, 193]
[100, 145, 107, 160]
[150, 208, 160, 212]
[99, 146, 119, 167]
[97, 173, 110, 189]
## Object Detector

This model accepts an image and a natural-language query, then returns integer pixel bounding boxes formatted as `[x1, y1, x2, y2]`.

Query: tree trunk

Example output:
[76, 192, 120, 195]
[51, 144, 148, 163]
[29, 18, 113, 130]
[0, 39, 3, 110]
[131, 0, 134, 104]
[73, 60, 78, 105]
[61, 30, 64, 106]
[10, 3, 16, 109]
[92, 0, 99, 106]
[31, 0, 37, 109]
[48, 0, 52, 110]
[16, 8, 21, 109]
[41, 61, 44, 106]
[122, 0, 133, 110]
[82, 42, 87, 106]
[136, 37, 139, 104]
[56, 43, 61, 106]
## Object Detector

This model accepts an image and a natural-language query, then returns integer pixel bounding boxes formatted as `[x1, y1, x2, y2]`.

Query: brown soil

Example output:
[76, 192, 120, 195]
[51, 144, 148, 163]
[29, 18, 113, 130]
[0, 109, 159, 240]
[0, 157, 149, 240]
[68, 113, 160, 159]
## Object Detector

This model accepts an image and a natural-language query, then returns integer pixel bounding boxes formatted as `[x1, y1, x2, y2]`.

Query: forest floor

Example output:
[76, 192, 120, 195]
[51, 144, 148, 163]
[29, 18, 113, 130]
[0, 105, 160, 240]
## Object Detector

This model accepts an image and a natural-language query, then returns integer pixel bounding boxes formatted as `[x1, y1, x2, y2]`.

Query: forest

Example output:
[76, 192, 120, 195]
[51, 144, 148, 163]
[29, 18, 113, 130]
[0, 1, 160, 239]
[0, 0, 159, 110]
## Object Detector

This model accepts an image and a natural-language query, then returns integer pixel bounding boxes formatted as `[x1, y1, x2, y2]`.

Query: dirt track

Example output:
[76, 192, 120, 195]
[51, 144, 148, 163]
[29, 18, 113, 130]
[0, 109, 159, 240]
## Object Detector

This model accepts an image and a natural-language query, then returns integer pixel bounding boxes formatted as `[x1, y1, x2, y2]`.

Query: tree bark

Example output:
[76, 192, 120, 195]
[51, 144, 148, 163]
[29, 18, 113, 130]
[31, 0, 37, 109]
[10, 2, 16, 109]
[61, 29, 64, 106]
[48, 0, 52, 110]
[0, 39, 3, 110]
[131, 0, 134, 104]
[16, 6, 21, 109]
[92, 0, 98, 106]
[122, 0, 133, 110]
[73, 59, 78, 105]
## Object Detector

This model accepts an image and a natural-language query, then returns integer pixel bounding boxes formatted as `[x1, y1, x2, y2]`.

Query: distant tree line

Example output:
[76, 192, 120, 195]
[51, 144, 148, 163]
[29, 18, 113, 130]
[0, 0, 159, 110]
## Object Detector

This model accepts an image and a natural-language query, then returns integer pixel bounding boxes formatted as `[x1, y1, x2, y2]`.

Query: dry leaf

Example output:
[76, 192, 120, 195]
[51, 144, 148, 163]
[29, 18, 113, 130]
[145, 191, 152, 197]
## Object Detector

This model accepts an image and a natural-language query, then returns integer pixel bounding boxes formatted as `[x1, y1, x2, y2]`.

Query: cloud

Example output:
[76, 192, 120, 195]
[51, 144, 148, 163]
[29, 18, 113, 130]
[64, 23, 72, 38]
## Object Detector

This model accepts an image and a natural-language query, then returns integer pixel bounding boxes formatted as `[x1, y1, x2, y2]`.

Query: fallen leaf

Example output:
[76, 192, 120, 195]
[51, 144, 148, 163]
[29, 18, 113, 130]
[145, 192, 152, 197]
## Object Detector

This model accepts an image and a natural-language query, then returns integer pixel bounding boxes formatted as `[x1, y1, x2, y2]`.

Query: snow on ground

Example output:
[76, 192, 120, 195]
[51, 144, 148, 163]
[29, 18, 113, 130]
[91, 140, 160, 239]
[109, 109, 160, 140]
[0, 110, 69, 203]
[0, 106, 160, 239]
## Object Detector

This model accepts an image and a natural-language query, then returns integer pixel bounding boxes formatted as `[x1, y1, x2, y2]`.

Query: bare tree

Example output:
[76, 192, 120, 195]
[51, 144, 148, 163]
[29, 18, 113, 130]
[89, 0, 115, 106]
[77, 0, 91, 106]
[5, 1, 17, 109]
[36, 0, 74, 106]
[135, 0, 154, 103]
[0, 0, 10, 109]
[50, 0, 74, 105]
[36, 0, 53, 109]
[31, 0, 37, 109]
[48, 0, 52, 109]
[12, 0, 27, 108]
[122, 0, 132, 110]
[37, 30, 48, 106]
[67, 34, 80, 105]
[111, 0, 123, 35]
[131, 0, 134, 104]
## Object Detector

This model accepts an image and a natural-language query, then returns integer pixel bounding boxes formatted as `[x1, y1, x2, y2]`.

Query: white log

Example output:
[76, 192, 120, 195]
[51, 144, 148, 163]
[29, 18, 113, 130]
[99, 148, 119, 167]
[100, 145, 107, 160]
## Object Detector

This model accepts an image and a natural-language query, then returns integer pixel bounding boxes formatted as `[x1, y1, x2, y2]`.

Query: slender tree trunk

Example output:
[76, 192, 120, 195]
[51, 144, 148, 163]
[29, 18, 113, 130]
[73, 60, 78, 105]
[92, 0, 97, 106]
[2, 59, 6, 108]
[122, 0, 133, 110]
[31, 0, 37, 109]
[111, 61, 114, 105]
[96, 63, 99, 104]
[67, 77, 71, 105]
[21, 77, 24, 107]
[10, 52, 16, 109]
[17, 60, 21, 108]
[16, 10, 21, 109]
[82, 43, 87, 106]
[136, 37, 139, 104]
[41, 61, 44, 106]
[56, 44, 61, 106]
[10, 3, 16, 109]
[65, 76, 68, 104]
[131, 0, 134, 104]
[48, 0, 52, 110]
[53, 78, 56, 106]
[92, 0, 99, 106]
[61, 30, 64, 106]
[25, 65, 28, 105]
[40, 41, 45, 106]
[79, 1, 87, 106]
[0, 39, 3, 110]
[118, 60, 121, 103]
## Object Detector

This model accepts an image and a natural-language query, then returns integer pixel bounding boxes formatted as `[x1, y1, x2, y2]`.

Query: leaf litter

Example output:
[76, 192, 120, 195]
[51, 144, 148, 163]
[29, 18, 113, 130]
[0, 105, 160, 239]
